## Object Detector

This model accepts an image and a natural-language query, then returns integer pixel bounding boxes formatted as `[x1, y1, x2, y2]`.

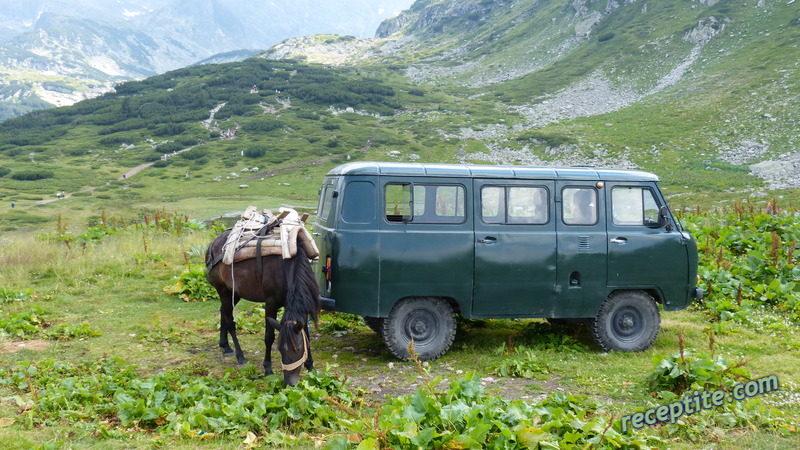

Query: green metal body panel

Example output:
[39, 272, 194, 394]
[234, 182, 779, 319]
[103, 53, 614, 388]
[554, 180, 608, 318]
[312, 162, 699, 319]
[472, 179, 557, 316]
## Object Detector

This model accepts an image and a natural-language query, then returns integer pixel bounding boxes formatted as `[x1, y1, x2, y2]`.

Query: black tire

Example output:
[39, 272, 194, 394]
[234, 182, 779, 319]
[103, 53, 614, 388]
[382, 297, 456, 361]
[591, 291, 660, 352]
[363, 316, 384, 336]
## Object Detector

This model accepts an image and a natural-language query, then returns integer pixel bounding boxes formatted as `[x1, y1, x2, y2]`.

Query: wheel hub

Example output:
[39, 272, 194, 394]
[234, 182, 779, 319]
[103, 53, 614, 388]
[612, 307, 642, 338]
[619, 315, 635, 330]
[405, 311, 435, 342]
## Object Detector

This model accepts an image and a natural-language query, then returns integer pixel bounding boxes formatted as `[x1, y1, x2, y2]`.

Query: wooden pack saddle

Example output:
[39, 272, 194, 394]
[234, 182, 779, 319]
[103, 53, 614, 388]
[220, 206, 319, 266]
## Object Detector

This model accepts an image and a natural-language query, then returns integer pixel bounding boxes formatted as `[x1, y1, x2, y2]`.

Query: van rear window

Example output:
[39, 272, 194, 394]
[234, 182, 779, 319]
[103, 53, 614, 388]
[385, 183, 465, 223]
[318, 181, 336, 222]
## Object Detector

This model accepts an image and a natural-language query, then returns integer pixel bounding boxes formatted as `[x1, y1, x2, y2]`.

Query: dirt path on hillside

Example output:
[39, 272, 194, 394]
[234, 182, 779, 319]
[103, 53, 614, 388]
[32, 99, 358, 205]
[34, 102, 234, 205]
[36, 145, 200, 204]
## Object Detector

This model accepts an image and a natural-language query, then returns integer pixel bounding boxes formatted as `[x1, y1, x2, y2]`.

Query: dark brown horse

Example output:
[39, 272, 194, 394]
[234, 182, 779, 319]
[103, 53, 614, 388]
[205, 228, 320, 386]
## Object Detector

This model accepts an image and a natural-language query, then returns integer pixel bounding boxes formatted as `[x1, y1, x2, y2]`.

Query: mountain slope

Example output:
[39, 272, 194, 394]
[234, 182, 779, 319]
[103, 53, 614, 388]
[0, 0, 799, 223]
[0, 0, 416, 121]
[362, 0, 800, 189]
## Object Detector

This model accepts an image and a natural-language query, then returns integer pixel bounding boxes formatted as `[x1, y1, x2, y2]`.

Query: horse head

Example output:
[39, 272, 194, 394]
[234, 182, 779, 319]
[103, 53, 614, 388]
[267, 317, 309, 386]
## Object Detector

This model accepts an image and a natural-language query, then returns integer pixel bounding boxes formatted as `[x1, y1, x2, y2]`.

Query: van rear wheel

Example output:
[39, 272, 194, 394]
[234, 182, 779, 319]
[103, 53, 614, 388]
[591, 291, 660, 352]
[382, 297, 456, 361]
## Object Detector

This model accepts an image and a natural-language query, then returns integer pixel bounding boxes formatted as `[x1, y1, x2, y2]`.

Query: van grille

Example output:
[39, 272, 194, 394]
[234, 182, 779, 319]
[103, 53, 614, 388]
[578, 236, 590, 253]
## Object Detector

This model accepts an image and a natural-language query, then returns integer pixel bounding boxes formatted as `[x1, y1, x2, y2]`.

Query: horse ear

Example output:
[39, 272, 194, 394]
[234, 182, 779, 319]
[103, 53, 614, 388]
[266, 317, 281, 329]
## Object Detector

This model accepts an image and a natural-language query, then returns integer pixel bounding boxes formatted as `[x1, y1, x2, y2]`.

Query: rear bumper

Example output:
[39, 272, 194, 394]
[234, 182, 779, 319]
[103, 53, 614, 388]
[320, 295, 336, 311]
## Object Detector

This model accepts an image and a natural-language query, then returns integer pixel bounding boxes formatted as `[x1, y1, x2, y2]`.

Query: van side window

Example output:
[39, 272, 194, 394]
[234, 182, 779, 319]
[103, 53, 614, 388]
[385, 183, 465, 223]
[341, 181, 375, 224]
[385, 183, 412, 222]
[612, 187, 660, 226]
[482, 186, 548, 224]
[562, 187, 597, 225]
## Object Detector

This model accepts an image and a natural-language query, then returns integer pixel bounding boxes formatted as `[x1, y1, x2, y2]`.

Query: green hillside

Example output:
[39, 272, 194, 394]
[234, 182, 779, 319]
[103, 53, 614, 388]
[1, 0, 799, 228]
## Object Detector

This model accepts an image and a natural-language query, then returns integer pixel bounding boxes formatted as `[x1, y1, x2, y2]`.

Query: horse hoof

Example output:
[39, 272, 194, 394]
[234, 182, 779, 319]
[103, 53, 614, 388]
[223, 350, 234, 357]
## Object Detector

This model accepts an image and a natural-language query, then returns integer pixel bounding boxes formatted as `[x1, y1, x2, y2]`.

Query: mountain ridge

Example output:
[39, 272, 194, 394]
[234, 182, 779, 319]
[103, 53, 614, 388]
[0, 0, 416, 121]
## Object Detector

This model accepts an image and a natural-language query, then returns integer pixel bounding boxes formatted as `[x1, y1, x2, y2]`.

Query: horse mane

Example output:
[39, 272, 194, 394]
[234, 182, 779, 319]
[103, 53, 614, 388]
[282, 244, 321, 327]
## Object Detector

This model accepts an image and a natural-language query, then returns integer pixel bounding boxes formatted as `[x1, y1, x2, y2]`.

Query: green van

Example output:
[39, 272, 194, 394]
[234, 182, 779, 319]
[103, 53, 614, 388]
[313, 162, 702, 360]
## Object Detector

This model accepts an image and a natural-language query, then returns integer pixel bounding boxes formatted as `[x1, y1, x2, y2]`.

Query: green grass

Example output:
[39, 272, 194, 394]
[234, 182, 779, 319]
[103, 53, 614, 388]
[0, 208, 798, 447]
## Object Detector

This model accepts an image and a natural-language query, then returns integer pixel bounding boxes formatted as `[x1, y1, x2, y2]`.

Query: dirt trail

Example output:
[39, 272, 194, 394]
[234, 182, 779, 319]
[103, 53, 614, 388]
[36, 145, 199, 204]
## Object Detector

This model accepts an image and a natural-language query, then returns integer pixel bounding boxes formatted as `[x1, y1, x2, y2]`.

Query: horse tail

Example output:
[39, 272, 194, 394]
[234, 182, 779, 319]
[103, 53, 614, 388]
[284, 244, 321, 327]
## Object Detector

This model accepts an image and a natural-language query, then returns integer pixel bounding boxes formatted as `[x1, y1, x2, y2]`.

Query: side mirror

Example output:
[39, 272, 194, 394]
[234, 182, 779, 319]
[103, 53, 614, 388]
[645, 206, 670, 229]
[658, 206, 672, 231]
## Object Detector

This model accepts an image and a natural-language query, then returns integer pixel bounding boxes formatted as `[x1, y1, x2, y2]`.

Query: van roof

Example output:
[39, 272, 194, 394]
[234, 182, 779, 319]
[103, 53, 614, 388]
[327, 162, 660, 182]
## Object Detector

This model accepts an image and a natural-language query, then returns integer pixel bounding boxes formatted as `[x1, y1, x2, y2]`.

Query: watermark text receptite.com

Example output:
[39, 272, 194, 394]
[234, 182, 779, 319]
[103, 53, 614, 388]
[620, 375, 779, 433]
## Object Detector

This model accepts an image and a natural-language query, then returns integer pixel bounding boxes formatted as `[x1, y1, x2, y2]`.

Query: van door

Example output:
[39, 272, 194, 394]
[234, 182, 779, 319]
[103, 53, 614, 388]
[554, 182, 607, 318]
[605, 183, 689, 304]
[472, 179, 556, 317]
[378, 179, 473, 316]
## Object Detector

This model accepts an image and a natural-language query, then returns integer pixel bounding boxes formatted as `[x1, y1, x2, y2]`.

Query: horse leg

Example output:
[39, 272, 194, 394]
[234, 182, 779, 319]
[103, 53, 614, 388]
[304, 321, 314, 372]
[220, 292, 246, 365]
[263, 306, 279, 376]
[218, 288, 235, 356]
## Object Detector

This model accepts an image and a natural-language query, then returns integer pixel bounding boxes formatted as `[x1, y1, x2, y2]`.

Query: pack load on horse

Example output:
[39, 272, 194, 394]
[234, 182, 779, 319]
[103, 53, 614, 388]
[205, 206, 320, 386]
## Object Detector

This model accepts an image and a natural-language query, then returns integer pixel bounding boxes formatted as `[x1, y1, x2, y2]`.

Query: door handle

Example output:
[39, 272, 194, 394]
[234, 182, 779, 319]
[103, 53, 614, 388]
[610, 237, 628, 244]
[478, 236, 497, 244]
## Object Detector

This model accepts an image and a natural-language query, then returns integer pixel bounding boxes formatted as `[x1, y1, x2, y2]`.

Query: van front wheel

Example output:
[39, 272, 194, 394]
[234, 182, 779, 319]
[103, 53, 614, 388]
[383, 297, 456, 361]
[591, 291, 660, 352]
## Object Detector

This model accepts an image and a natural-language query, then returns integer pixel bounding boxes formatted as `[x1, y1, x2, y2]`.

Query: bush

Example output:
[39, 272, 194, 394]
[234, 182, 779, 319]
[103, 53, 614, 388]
[0, 167, 9, 177]
[155, 142, 184, 154]
[243, 147, 266, 158]
[177, 147, 208, 160]
[243, 118, 283, 133]
[598, 32, 615, 42]
[11, 169, 55, 181]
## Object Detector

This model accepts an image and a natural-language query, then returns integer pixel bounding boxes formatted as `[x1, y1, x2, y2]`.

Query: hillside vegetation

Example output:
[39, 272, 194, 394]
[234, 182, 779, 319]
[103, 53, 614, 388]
[0, 0, 799, 228]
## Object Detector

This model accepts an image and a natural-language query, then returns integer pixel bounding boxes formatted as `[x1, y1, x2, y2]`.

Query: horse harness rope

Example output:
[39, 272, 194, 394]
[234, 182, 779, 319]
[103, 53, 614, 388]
[282, 326, 309, 372]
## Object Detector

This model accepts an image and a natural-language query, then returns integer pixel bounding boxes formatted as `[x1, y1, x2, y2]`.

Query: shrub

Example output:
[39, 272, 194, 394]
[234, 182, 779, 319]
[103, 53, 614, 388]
[296, 111, 320, 120]
[0, 167, 9, 177]
[177, 147, 208, 160]
[11, 169, 55, 181]
[598, 32, 615, 42]
[243, 118, 283, 132]
[243, 147, 266, 158]
[155, 142, 184, 154]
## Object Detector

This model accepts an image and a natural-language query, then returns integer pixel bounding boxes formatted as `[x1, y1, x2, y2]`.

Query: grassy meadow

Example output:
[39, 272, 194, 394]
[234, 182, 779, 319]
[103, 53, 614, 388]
[0, 200, 798, 449]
